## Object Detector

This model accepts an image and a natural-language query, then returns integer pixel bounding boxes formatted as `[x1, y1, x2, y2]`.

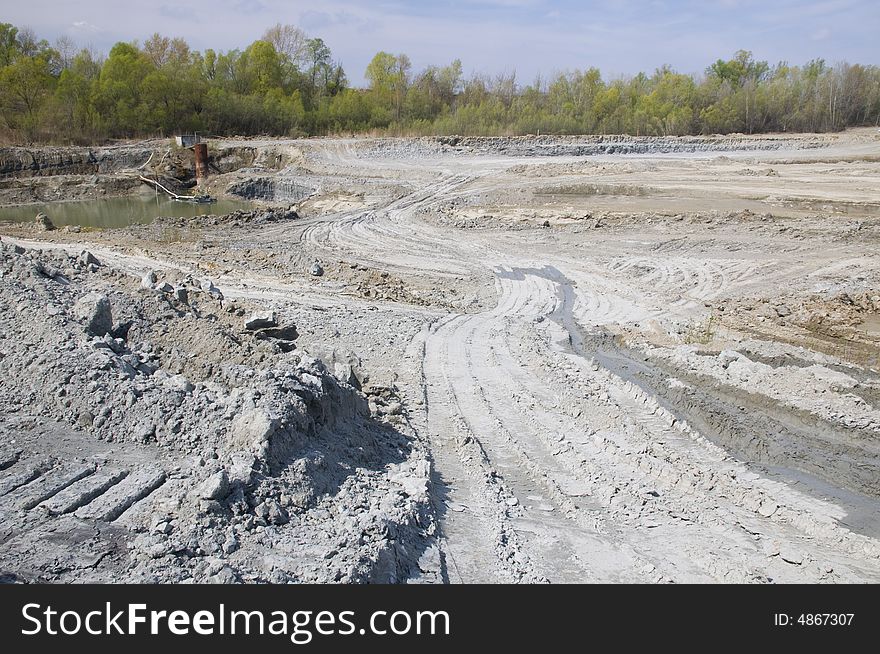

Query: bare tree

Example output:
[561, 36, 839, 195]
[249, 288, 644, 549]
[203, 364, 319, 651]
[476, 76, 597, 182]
[143, 33, 171, 67]
[262, 23, 308, 68]
[493, 71, 517, 109]
[55, 35, 76, 70]
[15, 26, 39, 56]
[142, 33, 190, 69]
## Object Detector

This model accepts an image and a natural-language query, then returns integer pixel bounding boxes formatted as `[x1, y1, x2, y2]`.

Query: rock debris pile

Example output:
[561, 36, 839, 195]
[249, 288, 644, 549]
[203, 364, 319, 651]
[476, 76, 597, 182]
[0, 238, 435, 583]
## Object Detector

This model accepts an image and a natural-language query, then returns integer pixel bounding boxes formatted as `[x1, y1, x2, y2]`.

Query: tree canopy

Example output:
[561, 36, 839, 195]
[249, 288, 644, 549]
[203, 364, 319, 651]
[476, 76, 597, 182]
[0, 23, 878, 144]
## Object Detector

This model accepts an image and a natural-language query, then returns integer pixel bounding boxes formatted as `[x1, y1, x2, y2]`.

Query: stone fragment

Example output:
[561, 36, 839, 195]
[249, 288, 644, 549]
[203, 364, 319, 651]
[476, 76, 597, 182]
[73, 293, 113, 336]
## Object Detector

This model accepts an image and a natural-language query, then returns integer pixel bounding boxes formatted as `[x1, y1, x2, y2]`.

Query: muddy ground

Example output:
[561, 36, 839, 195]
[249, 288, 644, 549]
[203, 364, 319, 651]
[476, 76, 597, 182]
[1, 128, 879, 583]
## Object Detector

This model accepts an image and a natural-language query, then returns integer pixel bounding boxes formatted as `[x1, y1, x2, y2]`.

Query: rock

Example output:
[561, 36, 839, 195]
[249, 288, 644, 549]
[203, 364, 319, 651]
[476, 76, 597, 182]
[73, 293, 113, 336]
[333, 362, 361, 389]
[268, 502, 290, 525]
[151, 519, 173, 535]
[91, 336, 113, 350]
[391, 471, 428, 498]
[222, 534, 239, 555]
[133, 424, 156, 443]
[163, 374, 194, 393]
[245, 311, 277, 330]
[310, 262, 324, 277]
[256, 499, 289, 525]
[774, 304, 791, 317]
[228, 409, 282, 458]
[78, 251, 100, 267]
[276, 340, 297, 353]
[310, 347, 366, 388]
[141, 271, 158, 289]
[174, 286, 189, 303]
[35, 212, 55, 231]
[102, 334, 126, 354]
[542, 219, 551, 228]
[196, 471, 229, 501]
[227, 453, 257, 488]
[200, 279, 224, 303]
[200, 499, 224, 514]
[254, 324, 298, 341]
[33, 260, 64, 279]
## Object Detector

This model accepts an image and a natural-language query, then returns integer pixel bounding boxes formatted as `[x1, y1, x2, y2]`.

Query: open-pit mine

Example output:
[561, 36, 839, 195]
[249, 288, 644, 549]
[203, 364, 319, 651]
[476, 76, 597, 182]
[1, 129, 879, 583]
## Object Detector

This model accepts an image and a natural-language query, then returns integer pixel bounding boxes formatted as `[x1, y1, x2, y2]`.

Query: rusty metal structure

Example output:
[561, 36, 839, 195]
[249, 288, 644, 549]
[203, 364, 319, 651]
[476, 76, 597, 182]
[193, 142, 209, 181]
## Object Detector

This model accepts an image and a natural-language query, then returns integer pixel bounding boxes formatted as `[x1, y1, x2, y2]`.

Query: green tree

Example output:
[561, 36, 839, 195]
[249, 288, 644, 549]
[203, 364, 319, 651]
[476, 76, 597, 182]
[708, 50, 769, 87]
[0, 53, 55, 139]
[366, 51, 411, 122]
[245, 40, 283, 94]
[0, 23, 21, 66]
[93, 42, 153, 136]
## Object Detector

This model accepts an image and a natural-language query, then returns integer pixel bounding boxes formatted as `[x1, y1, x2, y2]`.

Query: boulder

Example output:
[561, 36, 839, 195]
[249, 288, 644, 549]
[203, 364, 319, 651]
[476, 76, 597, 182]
[256, 499, 289, 525]
[78, 250, 101, 267]
[35, 213, 55, 231]
[310, 262, 324, 277]
[333, 362, 361, 389]
[140, 270, 158, 289]
[73, 293, 113, 336]
[254, 324, 298, 341]
[228, 410, 278, 453]
[196, 471, 229, 501]
[245, 311, 277, 330]
[227, 453, 258, 488]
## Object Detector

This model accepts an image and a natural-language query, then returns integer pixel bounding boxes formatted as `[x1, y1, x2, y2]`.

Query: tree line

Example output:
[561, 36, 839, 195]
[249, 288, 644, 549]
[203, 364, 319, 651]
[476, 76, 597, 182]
[1, 22, 879, 144]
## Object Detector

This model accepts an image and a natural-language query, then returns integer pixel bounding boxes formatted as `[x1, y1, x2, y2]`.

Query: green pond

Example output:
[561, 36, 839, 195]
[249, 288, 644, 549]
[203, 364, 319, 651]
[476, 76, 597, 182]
[0, 195, 253, 229]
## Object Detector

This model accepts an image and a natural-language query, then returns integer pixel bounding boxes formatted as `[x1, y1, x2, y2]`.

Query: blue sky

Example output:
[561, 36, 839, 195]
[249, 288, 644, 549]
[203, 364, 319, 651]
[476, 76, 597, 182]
[4, 1, 878, 84]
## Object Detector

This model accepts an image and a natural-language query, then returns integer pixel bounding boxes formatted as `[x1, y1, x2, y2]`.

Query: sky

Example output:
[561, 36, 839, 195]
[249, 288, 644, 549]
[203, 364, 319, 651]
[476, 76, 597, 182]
[3, 0, 878, 84]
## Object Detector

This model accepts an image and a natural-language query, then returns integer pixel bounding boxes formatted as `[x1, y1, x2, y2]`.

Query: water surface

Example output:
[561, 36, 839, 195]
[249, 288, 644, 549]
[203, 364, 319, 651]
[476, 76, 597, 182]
[0, 195, 253, 229]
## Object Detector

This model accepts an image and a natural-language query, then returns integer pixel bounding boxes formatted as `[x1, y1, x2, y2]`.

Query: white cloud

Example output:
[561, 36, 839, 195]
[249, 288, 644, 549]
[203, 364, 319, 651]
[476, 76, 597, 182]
[71, 20, 100, 33]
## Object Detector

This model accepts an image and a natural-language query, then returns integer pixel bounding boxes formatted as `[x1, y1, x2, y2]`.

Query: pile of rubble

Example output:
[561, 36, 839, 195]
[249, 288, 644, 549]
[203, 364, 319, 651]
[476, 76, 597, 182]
[0, 238, 436, 583]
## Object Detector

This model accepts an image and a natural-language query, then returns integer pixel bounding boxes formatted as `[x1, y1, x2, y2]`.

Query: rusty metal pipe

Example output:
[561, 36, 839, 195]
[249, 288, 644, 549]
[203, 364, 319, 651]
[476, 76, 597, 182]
[193, 142, 208, 181]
